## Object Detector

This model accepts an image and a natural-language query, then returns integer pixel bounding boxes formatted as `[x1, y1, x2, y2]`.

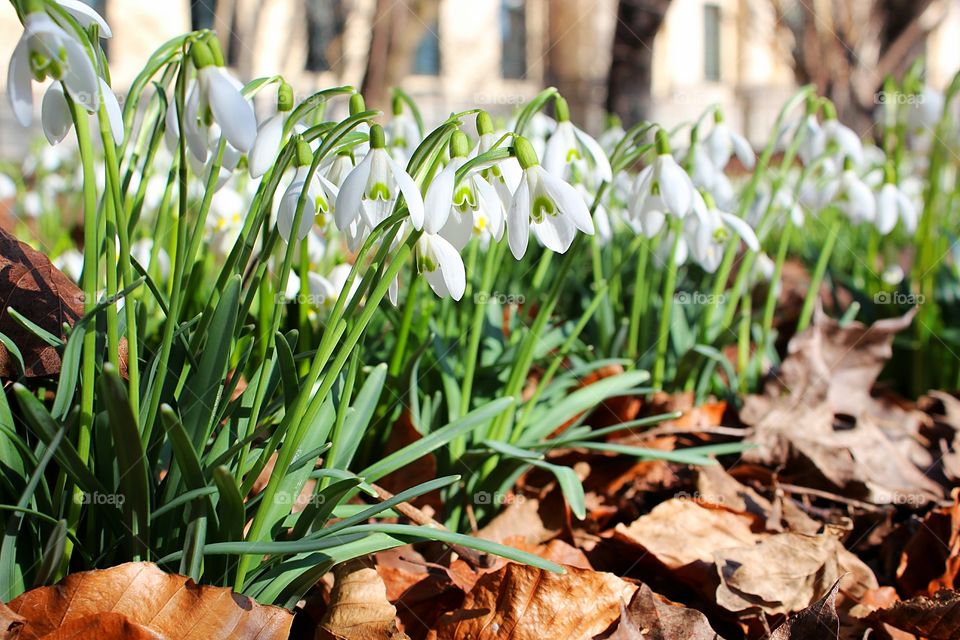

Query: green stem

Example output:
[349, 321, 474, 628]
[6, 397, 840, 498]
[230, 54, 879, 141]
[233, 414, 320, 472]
[797, 216, 841, 332]
[652, 220, 683, 389]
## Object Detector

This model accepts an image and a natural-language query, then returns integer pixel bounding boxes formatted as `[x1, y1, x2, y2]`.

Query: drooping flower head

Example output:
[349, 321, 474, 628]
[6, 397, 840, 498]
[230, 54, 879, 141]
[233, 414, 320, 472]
[507, 135, 595, 259]
[334, 123, 425, 233]
[629, 129, 696, 237]
[8, 1, 101, 127]
[249, 80, 294, 178]
[277, 137, 338, 243]
[386, 93, 421, 166]
[875, 162, 917, 236]
[543, 95, 612, 186]
[704, 109, 755, 170]
[475, 110, 521, 209]
[424, 130, 504, 249]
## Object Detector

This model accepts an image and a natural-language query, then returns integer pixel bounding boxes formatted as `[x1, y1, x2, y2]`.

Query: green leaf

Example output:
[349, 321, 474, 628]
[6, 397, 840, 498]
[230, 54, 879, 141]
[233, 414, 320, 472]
[330, 363, 386, 470]
[529, 460, 585, 520]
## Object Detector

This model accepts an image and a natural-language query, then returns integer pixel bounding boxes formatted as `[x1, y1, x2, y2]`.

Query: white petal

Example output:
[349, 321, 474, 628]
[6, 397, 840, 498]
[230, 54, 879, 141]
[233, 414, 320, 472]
[543, 122, 574, 178]
[875, 184, 898, 235]
[41, 83, 72, 145]
[387, 154, 424, 230]
[60, 37, 99, 113]
[657, 156, 693, 216]
[573, 125, 612, 182]
[721, 212, 759, 251]
[334, 152, 372, 231]
[507, 174, 531, 259]
[8, 39, 33, 127]
[475, 176, 505, 239]
[533, 211, 576, 254]
[183, 86, 209, 162]
[704, 125, 731, 168]
[57, 0, 112, 37]
[277, 183, 302, 243]
[539, 167, 594, 234]
[896, 191, 917, 234]
[203, 67, 256, 152]
[731, 131, 755, 169]
[427, 234, 466, 300]
[249, 114, 284, 178]
[100, 78, 123, 146]
[423, 160, 457, 233]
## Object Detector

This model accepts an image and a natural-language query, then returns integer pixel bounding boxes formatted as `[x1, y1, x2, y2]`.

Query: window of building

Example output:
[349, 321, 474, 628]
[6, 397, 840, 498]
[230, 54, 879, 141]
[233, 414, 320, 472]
[306, 0, 346, 72]
[411, 18, 441, 76]
[501, 0, 527, 79]
[704, 3, 721, 82]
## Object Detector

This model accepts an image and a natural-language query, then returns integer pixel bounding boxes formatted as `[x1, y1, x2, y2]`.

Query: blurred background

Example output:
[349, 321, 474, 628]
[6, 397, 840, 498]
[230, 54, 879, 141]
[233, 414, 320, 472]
[0, 0, 956, 156]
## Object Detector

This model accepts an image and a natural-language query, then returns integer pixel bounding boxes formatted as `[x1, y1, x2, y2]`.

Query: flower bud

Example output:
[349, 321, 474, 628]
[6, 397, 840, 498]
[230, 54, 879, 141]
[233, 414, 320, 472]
[555, 95, 570, 123]
[295, 138, 313, 167]
[349, 93, 366, 116]
[476, 111, 494, 136]
[391, 93, 403, 116]
[513, 136, 539, 170]
[369, 123, 386, 149]
[278, 81, 293, 112]
[189, 40, 215, 70]
[655, 128, 671, 155]
[449, 131, 469, 158]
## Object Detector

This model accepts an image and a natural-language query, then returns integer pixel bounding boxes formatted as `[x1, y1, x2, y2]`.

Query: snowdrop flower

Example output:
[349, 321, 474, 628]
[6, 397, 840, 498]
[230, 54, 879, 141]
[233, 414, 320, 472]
[386, 94, 420, 167]
[704, 110, 755, 169]
[598, 114, 626, 154]
[324, 151, 356, 188]
[130, 238, 170, 279]
[207, 186, 246, 256]
[41, 77, 123, 146]
[277, 139, 338, 243]
[183, 37, 256, 158]
[54, 0, 113, 37]
[906, 87, 944, 132]
[335, 124, 424, 232]
[249, 81, 294, 178]
[0, 174, 16, 200]
[543, 96, 611, 185]
[423, 131, 504, 249]
[416, 232, 466, 300]
[875, 165, 917, 235]
[685, 191, 759, 273]
[307, 263, 359, 310]
[629, 130, 696, 235]
[8, 7, 99, 126]
[474, 111, 521, 209]
[835, 160, 876, 225]
[507, 136, 595, 259]
[21, 191, 43, 218]
[54, 248, 84, 282]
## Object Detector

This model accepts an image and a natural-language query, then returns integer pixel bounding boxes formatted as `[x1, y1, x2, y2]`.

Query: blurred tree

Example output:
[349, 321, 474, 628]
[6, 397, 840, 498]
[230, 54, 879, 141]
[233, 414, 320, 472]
[361, 0, 440, 109]
[769, 0, 944, 131]
[606, 0, 673, 126]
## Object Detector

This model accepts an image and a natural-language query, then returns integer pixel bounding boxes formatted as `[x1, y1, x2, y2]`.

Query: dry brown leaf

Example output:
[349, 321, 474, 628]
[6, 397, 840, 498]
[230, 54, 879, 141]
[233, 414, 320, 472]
[740, 308, 942, 505]
[476, 496, 560, 546]
[319, 560, 408, 640]
[866, 590, 960, 640]
[897, 488, 960, 597]
[0, 602, 24, 640]
[432, 563, 635, 640]
[7, 562, 292, 640]
[39, 613, 162, 640]
[768, 579, 841, 639]
[0, 226, 85, 378]
[597, 583, 722, 640]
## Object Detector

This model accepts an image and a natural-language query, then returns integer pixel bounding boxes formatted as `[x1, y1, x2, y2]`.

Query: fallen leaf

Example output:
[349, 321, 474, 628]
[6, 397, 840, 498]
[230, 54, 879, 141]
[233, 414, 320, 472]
[7, 562, 292, 640]
[0, 227, 84, 378]
[0, 602, 24, 640]
[477, 496, 560, 546]
[319, 559, 408, 640]
[432, 563, 635, 640]
[897, 488, 960, 597]
[768, 579, 840, 639]
[741, 308, 942, 505]
[867, 590, 960, 640]
[597, 583, 722, 640]
[39, 613, 161, 640]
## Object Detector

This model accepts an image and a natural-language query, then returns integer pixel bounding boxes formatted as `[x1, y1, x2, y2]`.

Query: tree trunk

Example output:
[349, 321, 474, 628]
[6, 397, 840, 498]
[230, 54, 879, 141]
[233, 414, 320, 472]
[606, 0, 672, 126]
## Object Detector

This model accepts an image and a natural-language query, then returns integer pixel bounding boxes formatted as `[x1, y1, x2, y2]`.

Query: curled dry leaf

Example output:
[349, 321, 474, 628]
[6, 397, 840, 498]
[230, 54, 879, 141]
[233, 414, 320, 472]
[0, 226, 84, 378]
[768, 579, 841, 640]
[7, 562, 292, 640]
[432, 563, 635, 640]
[740, 308, 942, 505]
[0, 602, 24, 640]
[897, 488, 960, 597]
[597, 583, 722, 640]
[319, 560, 408, 640]
[866, 590, 960, 640]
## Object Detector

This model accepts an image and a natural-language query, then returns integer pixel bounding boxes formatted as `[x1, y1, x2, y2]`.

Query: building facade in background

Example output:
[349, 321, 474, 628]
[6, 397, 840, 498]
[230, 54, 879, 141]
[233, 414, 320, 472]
[0, 0, 957, 157]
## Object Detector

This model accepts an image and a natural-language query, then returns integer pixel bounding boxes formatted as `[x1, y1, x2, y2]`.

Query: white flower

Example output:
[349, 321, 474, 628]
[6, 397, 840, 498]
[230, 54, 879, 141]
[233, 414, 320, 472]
[416, 232, 466, 300]
[835, 168, 876, 225]
[507, 137, 594, 259]
[55, 0, 112, 37]
[704, 116, 755, 169]
[8, 12, 99, 126]
[195, 67, 256, 154]
[41, 77, 123, 146]
[906, 88, 944, 132]
[278, 165, 338, 243]
[0, 174, 16, 200]
[208, 187, 246, 256]
[476, 132, 522, 209]
[685, 192, 759, 273]
[335, 124, 424, 232]
[386, 101, 420, 167]
[54, 248, 84, 282]
[249, 113, 285, 178]
[307, 263, 358, 310]
[324, 152, 356, 188]
[542, 97, 611, 185]
[875, 182, 917, 235]
[630, 132, 696, 230]
[424, 132, 505, 249]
